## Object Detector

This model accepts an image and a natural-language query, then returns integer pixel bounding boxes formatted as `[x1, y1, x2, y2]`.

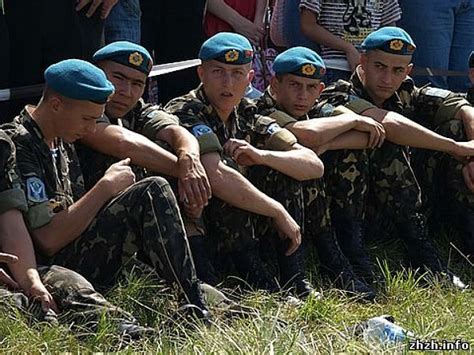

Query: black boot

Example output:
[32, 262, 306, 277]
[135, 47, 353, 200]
[463, 212, 474, 258]
[315, 231, 376, 301]
[397, 213, 468, 290]
[333, 216, 375, 282]
[231, 244, 279, 293]
[277, 241, 319, 300]
[181, 280, 213, 324]
[188, 234, 219, 285]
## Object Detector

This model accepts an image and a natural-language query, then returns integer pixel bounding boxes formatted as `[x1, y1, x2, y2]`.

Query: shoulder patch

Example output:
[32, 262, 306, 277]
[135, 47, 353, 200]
[26, 177, 47, 203]
[192, 124, 213, 137]
[423, 87, 451, 99]
[266, 123, 282, 135]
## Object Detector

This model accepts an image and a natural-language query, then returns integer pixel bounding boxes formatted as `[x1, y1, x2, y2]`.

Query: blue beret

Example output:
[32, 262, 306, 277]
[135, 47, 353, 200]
[361, 27, 416, 55]
[44, 59, 114, 104]
[469, 51, 474, 68]
[199, 32, 253, 65]
[273, 47, 326, 79]
[93, 41, 153, 74]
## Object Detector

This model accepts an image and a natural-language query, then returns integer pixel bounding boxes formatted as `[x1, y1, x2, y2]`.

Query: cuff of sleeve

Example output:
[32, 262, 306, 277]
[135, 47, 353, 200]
[345, 98, 376, 114]
[434, 98, 471, 127]
[265, 128, 297, 151]
[142, 111, 180, 140]
[0, 188, 27, 215]
[198, 133, 223, 155]
[25, 201, 53, 229]
[268, 110, 297, 127]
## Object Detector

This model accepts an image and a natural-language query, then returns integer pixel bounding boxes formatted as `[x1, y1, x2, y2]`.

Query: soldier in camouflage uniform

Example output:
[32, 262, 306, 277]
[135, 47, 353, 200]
[5, 59, 212, 320]
[256, 47, 385, 297]
[72, 41, 213, 282]
[319, 27, 474, 286]
[165, 32, 323, 299]
[0, 129, 153, 338]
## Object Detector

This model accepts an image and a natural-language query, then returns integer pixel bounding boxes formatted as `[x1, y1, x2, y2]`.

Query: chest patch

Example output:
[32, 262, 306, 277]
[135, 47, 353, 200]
[423, 87, 451, 99]
[26, 177, 47, 203]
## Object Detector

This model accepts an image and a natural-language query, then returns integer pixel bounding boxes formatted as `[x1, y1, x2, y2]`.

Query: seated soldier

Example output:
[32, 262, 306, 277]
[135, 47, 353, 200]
[259, 31, 473, 288]
[3, 59, 212, 320]
[0, 129, 153, 338]
[165, 32, 328, 299]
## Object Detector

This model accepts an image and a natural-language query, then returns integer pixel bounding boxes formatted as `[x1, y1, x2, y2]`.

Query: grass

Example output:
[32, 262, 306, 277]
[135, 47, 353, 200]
[0, 238, 472, 353]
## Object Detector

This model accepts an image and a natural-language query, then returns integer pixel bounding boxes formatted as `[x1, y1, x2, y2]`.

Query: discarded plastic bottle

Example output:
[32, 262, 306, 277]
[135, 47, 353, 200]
[363, 315, 413, 344]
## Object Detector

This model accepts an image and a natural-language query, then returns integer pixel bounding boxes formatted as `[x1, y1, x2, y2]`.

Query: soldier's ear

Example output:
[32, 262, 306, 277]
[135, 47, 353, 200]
[468, 68, 474, 84]
[197, 65, 204, 82]
[406, 63, 414, 76]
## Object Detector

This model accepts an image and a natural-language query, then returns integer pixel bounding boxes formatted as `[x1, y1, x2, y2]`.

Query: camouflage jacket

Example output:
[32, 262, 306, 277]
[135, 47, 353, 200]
[256, 87, 338, 126]
[5, 109, 84, 230]
[164, 84, 297, 158]
[75, 99, 178, 190]
[0, 129, 27, 214]
[320, 69, 471, 130]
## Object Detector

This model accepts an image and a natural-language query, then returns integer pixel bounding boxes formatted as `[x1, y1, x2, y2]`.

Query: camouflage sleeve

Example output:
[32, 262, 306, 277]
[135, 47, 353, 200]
[319, 79, 376, 114]
[140, 106, 180, 141]
[414, 86, 471, 127]
[13, 133, 53, 229]
[267, 110, 298, 127]
[0, 132, 27, 215]
[165, 98, 223, 155]
[253, 115, 297, 151]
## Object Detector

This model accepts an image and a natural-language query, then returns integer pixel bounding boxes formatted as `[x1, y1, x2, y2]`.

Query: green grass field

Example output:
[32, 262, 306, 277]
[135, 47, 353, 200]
[0, 238, 473, 353]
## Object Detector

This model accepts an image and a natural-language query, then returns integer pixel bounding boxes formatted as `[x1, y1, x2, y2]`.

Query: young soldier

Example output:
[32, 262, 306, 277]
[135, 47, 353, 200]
[0, 129, 153, 338]
[5, 59, 212, 320]
[165, 32, 329, 299]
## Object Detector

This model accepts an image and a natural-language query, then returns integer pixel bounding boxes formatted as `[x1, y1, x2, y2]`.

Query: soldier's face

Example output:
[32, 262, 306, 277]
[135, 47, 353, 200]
[360, 50, 413, 105]
[98, 61, 147, 119]
[270, 74, 324, 118]
[198, 61, 254, 118]
[54, 98, 104, 143]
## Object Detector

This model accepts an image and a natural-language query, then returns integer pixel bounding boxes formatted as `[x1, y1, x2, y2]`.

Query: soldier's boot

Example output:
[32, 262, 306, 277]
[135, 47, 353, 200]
[277, 241, 320, 300]
[398, 213, 468, 290]
[232, 245, 279, 293]
[118, 320, 157, 339]
[188, 235, 219, 286]
[315, 231, 376, 301]
[180, 281, 213, 324]
[333, 216, 375, 282]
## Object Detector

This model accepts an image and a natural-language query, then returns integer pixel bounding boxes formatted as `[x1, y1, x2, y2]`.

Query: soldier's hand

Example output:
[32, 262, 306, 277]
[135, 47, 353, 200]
[101, 158, 136, 197]
[354, 116, 386, 149]
[463, 160, 474, 192]
[0, 253, 19, 289]
[29, 281, 59, 314]
[177, 152, 211, 209]
[76, 0, 118, 19]
[272, 207, 301, 256]
[453, 140, 474, 158]
[224, 139, 263, 166]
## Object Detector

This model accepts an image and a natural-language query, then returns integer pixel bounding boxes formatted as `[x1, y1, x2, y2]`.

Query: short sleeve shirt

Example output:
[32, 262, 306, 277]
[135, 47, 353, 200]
[299, 0, 401, 70]
[164, 85, 298, 173]
[7, 109, 84, 230]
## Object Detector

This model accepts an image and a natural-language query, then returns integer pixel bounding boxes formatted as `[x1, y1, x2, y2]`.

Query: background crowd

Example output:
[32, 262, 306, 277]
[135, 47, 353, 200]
[1, 0, 473, 124]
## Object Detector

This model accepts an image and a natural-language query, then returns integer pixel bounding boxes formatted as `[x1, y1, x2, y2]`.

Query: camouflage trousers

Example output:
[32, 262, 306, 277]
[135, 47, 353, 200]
[324, 142, 423, 238]
[43, 176, 197, 291]
[0, 265, 133, 328]
[411, 119, 474, 230]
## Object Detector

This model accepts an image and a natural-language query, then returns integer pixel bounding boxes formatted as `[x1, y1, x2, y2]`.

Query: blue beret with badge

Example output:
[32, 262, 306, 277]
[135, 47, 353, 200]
[273, 47, 326, 79]
[469, 51, 474, 68]
[44, 59, 115, 104]
[199, 32, 254, 65]
[93, 41, 153, 74]
[361, 26, 416, 55]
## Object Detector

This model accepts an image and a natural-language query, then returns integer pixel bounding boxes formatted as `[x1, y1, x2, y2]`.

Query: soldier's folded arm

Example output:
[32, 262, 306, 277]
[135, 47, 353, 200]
[79, 122, 179, 178]
[455, 104, 474, 140]
[317, 130, 372, 154]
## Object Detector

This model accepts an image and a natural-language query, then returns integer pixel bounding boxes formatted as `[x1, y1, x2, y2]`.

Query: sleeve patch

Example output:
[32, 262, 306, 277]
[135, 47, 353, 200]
[424, 87, 451, 99]
[192, 124, 213, 137]
[26, 177, 47, 203]
[266, 123, 282, 135]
